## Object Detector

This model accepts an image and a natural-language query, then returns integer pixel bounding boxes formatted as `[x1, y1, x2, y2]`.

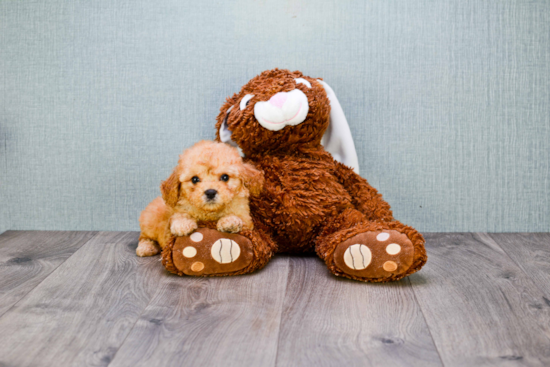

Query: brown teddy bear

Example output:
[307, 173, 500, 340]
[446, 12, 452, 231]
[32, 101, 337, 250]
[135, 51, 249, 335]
[162, 68, 426, 282]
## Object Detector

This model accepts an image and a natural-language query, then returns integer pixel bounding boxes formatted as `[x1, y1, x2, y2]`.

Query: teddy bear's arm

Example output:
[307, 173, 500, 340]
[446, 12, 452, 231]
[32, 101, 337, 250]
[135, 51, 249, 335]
[334, 162, 394, 222]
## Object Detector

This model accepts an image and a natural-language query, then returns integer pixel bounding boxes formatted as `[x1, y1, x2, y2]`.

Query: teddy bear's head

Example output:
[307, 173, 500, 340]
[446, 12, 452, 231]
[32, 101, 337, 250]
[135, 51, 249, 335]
[215, 69, 331, 156]
[215, 68, 360, 173]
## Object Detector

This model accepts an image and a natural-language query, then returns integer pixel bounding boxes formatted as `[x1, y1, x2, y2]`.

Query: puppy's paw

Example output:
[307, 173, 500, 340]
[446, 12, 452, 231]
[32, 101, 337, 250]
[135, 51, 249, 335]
[217, 215, 243, 233]
[136, 239, 160, 257]
[171, 217, 198, 236]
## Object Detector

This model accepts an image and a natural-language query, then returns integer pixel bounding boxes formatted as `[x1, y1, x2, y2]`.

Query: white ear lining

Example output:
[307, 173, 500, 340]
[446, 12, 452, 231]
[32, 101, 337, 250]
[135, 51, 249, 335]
[219, 106, 234, 144]
[218, 106, 244, 156]
[318, 80, 360, 174]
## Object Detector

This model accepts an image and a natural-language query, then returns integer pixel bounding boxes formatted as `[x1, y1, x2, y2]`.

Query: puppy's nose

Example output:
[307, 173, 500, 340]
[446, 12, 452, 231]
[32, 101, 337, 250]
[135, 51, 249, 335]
[204, 189, 218, 200]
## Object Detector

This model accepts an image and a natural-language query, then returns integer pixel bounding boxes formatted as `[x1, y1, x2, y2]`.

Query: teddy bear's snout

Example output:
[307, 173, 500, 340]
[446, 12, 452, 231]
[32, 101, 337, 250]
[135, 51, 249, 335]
[253, 89, 309, 132]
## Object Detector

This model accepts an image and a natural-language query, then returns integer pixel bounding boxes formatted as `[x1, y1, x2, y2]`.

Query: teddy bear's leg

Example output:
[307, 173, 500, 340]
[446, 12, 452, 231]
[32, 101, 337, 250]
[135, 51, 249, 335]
[315, 209, 427, 282]
[162, 225, 277, 277]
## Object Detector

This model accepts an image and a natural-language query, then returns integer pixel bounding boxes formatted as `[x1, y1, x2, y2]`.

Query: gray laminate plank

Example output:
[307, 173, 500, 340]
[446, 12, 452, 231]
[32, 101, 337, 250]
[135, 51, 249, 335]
[109, 256, 290, 367]
[410, 233, 550, 366]
[275, 256, 443, 367]
[0, 230, 98, 317]
[0, 231, 164, 367]
[489, 233, 550, 297]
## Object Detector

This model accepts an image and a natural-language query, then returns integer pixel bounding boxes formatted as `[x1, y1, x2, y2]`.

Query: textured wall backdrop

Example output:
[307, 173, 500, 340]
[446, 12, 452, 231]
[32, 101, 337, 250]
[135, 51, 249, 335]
[1, 0, 549, 233]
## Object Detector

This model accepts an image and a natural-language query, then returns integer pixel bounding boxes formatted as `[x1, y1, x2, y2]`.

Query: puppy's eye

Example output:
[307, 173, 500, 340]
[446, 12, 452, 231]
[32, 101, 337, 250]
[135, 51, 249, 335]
[240, 94, 254, 110]
[295, 78, 312, 88]
[191, 176, 200, 184]
[220, 174, 229, 182]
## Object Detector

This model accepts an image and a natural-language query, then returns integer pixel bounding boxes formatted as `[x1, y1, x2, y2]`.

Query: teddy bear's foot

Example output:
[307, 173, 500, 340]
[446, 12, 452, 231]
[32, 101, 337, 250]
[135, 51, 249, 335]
[333, 230, 415, 280]
[168, 228, 254, 276]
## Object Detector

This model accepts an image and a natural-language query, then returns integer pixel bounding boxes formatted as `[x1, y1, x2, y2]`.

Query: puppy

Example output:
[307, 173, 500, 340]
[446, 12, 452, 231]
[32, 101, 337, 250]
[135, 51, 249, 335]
[137, 140, 263, 257]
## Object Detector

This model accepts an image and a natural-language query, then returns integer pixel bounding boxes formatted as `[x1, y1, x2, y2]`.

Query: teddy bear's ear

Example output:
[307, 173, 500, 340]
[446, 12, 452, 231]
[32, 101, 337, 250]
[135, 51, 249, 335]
[160, 170, 181, 207]
[318, 80, 360, 174]
[218, 106, 244, 156]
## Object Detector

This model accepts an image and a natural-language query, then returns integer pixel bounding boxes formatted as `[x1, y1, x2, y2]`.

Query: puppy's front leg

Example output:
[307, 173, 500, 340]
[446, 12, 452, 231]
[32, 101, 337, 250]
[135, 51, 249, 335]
[217, 215, 244, 233]
[170, 213, 198, 236]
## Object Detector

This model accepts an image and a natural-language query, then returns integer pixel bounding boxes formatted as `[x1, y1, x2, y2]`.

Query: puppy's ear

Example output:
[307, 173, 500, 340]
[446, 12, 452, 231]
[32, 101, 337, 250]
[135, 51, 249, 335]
[241, 163, 264, 197]
[161, 171, 181, 207]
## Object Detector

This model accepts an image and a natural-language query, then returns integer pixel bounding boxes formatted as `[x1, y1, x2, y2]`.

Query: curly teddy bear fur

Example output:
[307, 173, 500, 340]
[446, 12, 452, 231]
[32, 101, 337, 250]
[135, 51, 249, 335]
[162, 68, 427, 282]
[208, 68, 427, 282]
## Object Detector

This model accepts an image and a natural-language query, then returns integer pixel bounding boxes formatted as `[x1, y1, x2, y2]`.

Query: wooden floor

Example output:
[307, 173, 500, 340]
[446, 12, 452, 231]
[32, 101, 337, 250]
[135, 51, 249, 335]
[0, 232, 549, 366]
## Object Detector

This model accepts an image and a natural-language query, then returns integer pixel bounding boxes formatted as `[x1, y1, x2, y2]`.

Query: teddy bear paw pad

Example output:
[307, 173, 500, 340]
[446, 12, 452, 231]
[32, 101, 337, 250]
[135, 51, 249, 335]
[171, 228, 253, 276]
[333, 230, 414, 279]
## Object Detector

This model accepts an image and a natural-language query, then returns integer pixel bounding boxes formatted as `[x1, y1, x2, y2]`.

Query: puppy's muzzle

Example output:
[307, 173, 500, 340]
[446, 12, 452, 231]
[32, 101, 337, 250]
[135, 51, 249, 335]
[204, 189, 218, 201]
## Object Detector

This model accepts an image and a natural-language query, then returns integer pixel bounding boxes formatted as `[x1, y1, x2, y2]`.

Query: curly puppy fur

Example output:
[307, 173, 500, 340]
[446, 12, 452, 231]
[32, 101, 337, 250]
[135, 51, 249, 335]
[212, 68, 427, 282]
[137, 140, 263, 257]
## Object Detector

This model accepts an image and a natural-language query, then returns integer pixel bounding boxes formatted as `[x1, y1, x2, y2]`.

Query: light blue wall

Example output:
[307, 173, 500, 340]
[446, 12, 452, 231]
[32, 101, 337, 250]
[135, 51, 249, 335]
[1, 0, 549, 233]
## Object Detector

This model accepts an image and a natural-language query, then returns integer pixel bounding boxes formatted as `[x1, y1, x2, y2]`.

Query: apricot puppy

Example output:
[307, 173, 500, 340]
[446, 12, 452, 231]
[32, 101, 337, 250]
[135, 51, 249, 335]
[137, 140, 263, 257]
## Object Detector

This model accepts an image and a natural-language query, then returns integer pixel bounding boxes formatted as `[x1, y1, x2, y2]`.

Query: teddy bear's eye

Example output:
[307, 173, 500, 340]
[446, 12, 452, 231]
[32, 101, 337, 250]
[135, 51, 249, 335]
[191, 176, 200, 184]
[220, 174, 229, 182]
[240, 94, 254, 110]
[295, 78, 312, 88]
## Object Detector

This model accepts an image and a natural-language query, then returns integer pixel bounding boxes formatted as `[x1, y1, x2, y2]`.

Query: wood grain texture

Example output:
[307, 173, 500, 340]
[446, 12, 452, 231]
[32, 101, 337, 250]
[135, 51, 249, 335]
[2, 231, 550, 366]
[489, 233, 550, 297]
[410, 233, 550, 366]
[0, 231, 163, 367]
[108, 256, 290, 367]
[0, 230, 97, 317]
[275, 256, 442, 367]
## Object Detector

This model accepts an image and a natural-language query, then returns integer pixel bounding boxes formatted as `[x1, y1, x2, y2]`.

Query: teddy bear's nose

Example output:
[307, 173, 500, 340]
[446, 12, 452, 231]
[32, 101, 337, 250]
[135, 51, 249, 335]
[268, 92, 288, 108]
[204, 189, 217, 200]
